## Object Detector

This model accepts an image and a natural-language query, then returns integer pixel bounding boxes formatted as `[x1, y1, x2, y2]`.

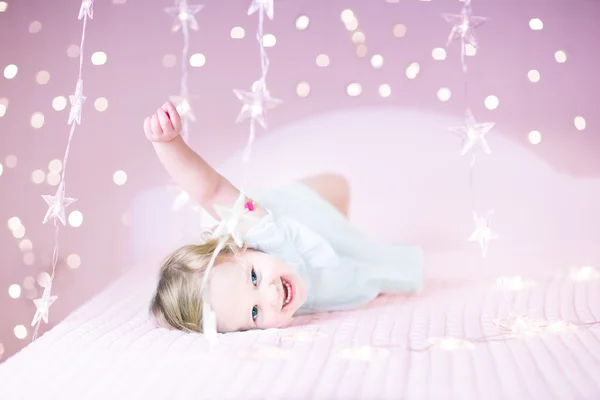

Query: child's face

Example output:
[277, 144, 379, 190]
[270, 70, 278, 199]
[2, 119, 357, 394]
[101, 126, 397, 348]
[206, 249, 307, 333]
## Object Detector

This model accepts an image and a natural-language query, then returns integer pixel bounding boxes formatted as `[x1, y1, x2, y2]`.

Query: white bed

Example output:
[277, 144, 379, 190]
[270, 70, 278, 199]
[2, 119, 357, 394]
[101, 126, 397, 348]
[0, 263, 598, 399]
[1, 108, 599, 399]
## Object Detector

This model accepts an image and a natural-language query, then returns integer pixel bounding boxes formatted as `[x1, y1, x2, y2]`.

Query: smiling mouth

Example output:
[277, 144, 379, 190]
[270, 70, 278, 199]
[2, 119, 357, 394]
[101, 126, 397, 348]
[281, 277, 294, 309]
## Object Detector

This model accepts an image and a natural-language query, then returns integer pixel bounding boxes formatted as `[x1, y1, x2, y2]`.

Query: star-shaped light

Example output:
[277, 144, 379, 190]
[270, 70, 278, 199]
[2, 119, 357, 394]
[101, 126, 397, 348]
[468, 211, 498, 257]
[442, 2, 487, 49]
[169, 95, 196, 122]
[202, 302, 218, 345]
[164, 0, 204, 32]
[449, 109, 495, 157]
[233, 80, 282, 130]
[211, 192, 259, 248]
[248, 0, 274, 20]
[78, 0, 94, 20]
[42, 180, 77, 225]
[31, 284, 58, 326]
[68, 79, 86, 125]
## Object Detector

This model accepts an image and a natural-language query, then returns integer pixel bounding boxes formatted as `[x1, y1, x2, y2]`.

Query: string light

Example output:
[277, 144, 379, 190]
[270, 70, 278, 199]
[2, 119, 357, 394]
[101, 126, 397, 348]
[164, 0, 204, 211]
[164, 0, 203, 145]
[443, 0, 496, 258]
[233, 0, 281, 162]
[31, 0, 96, 342]
[197, 0, 281, 345]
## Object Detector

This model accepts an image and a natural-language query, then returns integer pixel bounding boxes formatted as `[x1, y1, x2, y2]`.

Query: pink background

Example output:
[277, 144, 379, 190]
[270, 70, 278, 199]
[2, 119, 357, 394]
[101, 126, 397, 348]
[1, 0, 599, 362]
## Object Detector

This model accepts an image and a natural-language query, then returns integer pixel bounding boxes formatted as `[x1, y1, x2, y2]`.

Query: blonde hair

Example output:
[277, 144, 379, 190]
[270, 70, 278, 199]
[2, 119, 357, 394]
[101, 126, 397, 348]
[149, 235, 243, 333]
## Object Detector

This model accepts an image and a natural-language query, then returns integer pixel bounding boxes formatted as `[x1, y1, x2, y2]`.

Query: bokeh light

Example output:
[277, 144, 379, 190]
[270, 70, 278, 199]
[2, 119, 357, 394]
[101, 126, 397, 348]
[29, 21, 42, 34]
[355, 45, 367, 58]
[4, 64, 18, 79]
[346, 83, 362, 97]
[5, 154, 17, 168]
[31, 169, 46, 184]
[528, 70, 540, 83]
[574, 116, 586, 131]
[528, 130, 542, 144]
[48, 159, 63, 173]
[23, 276, 35, 290]
[341, 9, 354, 24]
[94, 97, 109, 112]
[190, 53, 206, 67]
[296, 82, 310, 98]
[91, 51, 107, 65]
[437, 88, 451, 102]
[23, 252, 35, 266]
[31, 112, 45, 128]
[113, 170, 127, 185]
[14, 325, 27, 340]
[36, 70, 50, 85]
[8, 216, 21, 231]
[0, 97, 7, 117]
[262, 34, 276, 47]
[296, 15, 309, 30]
[52, 96, 68, 111]
[529, 18, 543, 30]
[68, 210, 84, 228]
[46, 172, 61, 186]
[19, 239, 33, 252]
[378, 84, 391, 98]
[555, 50, 567, 63]
[316, 54, 330, 67]
[405, 62, 420, 79]
[230, 26, 245, 39]
[485, 95, 499, 110]
[67, 254, 82, 269]
[432, 48, 446, 61]
[162, 54, 176, 68]
[8, 284, 21, 299]
[352, 31, 365, 44]
[370, 54, 383, 69]
[37, 272, 51, 288]
[393, 24, 407, 38]
[67, 44, 80, 58]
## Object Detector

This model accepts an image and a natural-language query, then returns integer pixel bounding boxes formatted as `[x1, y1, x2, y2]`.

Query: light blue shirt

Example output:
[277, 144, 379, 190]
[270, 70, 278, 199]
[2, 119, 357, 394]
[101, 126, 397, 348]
[245, 183, 423, 313]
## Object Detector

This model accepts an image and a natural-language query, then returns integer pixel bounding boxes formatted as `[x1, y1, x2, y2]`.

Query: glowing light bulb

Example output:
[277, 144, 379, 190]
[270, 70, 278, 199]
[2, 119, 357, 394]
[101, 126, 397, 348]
[570, 266, 600, 281]
[250, 102, 263, 117]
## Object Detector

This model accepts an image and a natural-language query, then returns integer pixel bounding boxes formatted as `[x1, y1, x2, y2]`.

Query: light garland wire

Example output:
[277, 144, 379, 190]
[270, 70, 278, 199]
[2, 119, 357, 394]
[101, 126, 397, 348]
[436, 2, 600, 349]
[443, 0, 519, 322]
[443, 0, 498, 260]
[197, 0, 280, 345]
[165, 0, 203, 146]
[32, 0, 95, 342]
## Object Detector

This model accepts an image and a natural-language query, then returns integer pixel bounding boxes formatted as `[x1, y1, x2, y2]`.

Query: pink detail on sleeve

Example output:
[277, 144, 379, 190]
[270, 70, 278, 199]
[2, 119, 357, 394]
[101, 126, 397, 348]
[245, 201, 255, 212]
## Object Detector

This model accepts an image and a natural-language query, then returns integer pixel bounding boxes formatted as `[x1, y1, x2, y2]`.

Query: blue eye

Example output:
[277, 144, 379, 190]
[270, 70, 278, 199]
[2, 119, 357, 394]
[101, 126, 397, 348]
[252, 305, 258, 321]
[251, 268, 257, 286]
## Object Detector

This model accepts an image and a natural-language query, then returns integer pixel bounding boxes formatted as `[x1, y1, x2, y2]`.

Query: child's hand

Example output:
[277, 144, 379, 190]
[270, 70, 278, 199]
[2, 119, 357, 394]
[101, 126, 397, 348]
[144, 101, 182, 143]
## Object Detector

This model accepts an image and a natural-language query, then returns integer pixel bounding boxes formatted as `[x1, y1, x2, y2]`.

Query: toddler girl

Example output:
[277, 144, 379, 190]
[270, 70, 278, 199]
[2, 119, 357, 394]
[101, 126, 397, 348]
[146, 101, 423, 334]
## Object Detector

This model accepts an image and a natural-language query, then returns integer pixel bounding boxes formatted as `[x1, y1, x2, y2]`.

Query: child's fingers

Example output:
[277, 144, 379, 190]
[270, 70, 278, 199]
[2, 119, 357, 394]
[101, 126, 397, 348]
[150, 114, 163, 135]
[143, 116, 151, 135]
[156, 108, 174, 133]
[164, 101, 182, 132]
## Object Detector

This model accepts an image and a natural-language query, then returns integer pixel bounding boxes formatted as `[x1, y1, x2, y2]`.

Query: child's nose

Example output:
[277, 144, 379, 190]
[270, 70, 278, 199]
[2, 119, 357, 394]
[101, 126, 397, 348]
[265, 283, 280, 309]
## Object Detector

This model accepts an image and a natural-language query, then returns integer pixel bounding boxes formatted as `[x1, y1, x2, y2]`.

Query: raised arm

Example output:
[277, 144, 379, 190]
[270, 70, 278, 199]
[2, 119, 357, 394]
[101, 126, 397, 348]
[143, 101, 266, 221]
